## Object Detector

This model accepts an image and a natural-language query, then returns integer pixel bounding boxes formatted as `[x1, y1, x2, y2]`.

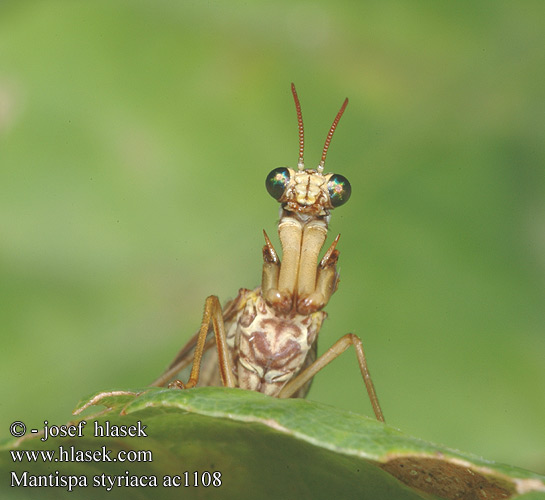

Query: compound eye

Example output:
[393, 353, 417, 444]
[266, 167, 290, 201]
[327, 174, 351, 207]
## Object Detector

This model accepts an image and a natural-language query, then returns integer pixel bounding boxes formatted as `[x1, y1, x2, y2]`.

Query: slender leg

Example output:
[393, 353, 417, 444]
[149, 336, 215, 387]
[277, 333, 385, 422]
[167, 295, 236, 390]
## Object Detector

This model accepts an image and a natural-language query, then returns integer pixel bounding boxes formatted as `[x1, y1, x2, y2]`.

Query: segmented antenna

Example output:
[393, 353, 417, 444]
[291, 83, 305, 170]
[318, 97, 348, 173]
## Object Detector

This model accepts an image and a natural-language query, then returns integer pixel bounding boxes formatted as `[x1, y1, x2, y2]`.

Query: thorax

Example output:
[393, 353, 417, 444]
[226, 288, 326, 396]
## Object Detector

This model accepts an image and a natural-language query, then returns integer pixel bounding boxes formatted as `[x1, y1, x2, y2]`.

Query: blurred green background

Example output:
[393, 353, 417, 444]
[1, 0, 544, 475]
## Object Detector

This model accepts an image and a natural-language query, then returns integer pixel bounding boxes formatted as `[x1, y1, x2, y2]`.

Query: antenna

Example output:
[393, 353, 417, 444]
[318, 97, 348, 173]
[291, 83, 305, 170]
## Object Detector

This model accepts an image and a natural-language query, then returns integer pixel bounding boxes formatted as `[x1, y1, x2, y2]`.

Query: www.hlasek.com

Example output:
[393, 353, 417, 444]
[9, 419, 222, 491]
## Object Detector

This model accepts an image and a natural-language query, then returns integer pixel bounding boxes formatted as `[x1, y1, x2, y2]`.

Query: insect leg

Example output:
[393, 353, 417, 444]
[149, 334, 216, 387]
[277, 333, 385, 422]
[297, 234, 340, 315]
[159, 295, 236, 390]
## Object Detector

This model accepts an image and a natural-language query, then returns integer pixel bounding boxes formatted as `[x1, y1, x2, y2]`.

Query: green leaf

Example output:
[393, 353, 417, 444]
[2, 388, 544, 500]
